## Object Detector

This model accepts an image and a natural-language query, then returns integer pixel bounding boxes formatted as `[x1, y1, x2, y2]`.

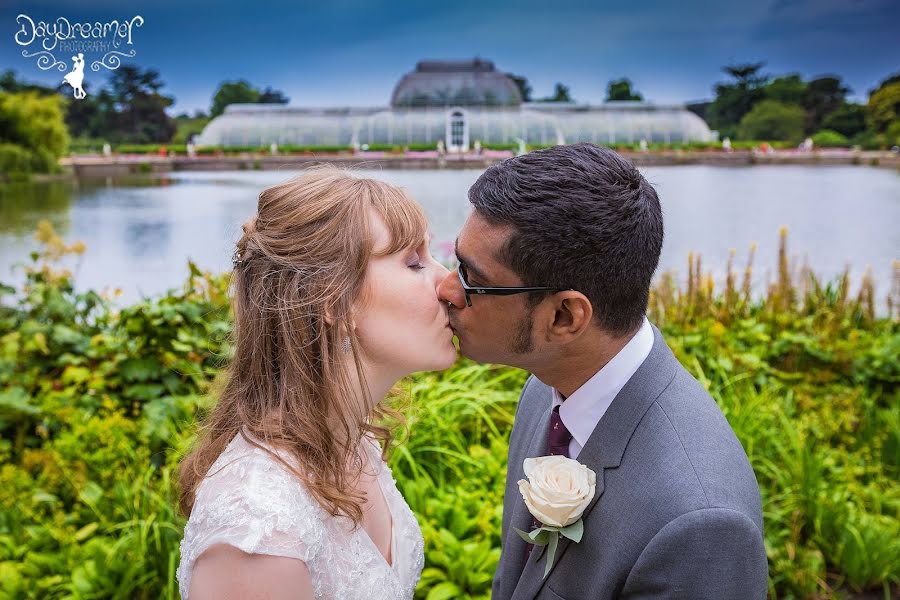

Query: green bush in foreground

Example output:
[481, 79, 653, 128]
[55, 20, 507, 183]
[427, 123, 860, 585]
[0, 222, 897, 599]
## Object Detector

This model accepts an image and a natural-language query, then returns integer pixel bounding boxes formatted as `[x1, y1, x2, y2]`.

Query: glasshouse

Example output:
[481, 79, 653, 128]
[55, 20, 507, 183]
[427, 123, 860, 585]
[195, 59, 715, 149]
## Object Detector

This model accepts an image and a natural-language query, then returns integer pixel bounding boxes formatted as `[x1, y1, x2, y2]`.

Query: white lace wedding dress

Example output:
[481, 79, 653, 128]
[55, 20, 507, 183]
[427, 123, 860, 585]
[176, 427, 425, 599]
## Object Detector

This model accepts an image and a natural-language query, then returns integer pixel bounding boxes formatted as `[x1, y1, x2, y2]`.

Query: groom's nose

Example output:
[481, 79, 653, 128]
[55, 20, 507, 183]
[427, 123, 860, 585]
[437, 270, 466, 309]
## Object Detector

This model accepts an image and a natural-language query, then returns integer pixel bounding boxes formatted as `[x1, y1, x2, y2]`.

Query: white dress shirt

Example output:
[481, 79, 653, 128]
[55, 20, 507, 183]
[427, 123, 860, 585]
[550, 316, 654, 459]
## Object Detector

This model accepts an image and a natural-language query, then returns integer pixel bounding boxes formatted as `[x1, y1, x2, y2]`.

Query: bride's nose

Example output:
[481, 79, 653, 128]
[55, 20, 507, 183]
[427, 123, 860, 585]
[432, 263, 450, 291]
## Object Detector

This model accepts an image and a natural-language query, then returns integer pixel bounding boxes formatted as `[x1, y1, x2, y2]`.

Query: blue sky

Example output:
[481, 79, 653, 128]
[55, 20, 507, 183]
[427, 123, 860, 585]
[4, 0, 898, 115]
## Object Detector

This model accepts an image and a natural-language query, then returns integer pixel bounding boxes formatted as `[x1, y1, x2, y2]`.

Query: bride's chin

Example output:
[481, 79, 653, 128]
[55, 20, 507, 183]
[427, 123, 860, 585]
[418, 349, 456, 373]
[438, 345, 458, 369]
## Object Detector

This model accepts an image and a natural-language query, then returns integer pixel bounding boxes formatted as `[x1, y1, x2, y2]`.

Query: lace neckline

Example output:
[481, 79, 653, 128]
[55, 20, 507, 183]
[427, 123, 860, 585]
[358, 438, 397, 571]
[238, 427, 400, 574]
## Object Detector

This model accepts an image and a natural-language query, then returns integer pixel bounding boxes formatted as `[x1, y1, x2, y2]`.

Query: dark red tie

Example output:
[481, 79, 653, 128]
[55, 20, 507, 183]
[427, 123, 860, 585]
[525, 404, 573, 561]
[548, 405, 572, 459]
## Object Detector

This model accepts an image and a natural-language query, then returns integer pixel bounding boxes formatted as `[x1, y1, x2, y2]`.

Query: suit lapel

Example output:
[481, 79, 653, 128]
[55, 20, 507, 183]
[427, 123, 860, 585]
[510, 322, 677, 600]
[502, 403, 552, 587]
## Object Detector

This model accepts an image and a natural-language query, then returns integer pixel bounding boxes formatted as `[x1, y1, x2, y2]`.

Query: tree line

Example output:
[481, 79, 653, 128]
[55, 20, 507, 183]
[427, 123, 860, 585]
[1, 62, 898, 180]
[509, 64, 898, 146]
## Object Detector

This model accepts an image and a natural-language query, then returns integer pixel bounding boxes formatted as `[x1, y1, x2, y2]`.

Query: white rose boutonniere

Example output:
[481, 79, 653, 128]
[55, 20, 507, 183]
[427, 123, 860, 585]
[514, 455, 597, 578]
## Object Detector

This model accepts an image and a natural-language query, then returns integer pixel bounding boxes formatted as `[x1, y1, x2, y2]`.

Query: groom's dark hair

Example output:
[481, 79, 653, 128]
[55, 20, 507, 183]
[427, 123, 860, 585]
[468, 142, 663, 337]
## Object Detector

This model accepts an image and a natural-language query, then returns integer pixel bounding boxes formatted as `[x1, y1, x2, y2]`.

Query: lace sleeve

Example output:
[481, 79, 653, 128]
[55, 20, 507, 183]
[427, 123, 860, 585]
[178, 448, 326, 597]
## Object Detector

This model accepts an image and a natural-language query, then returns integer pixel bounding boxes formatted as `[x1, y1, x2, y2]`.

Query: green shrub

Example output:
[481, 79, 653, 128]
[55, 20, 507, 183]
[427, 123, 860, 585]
[116, 144, 159, 154]
[885, 120, 900, 146]
[0, 143, 33, 178]
[0, 91, 69, 174]
[811, 129, 850, 148]
[278, 144, 352, 153]
[738, 100, 806, 142]
[405, 142, 438, 152]
[481, 143, 518, 151]
[850, 130, 888, 150]
[1, 223, 897, 599]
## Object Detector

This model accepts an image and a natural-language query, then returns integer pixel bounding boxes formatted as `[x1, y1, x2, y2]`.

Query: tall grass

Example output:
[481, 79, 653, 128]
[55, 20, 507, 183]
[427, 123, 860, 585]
[0, 222, 896, 599]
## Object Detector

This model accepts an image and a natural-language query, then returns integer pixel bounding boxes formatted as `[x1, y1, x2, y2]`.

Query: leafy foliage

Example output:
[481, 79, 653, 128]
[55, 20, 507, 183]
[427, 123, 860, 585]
[738, 100, 806, 143]
[606, 78, 643, 102]
[209, 80, 289, 118]
[706, 62, 769, 138]
[866, 78, 900, 137]
[0, 91, 69, 178]
[0, 223, 897, 599]
[811, 130, 850, 148]
[535, 83, 572, 103]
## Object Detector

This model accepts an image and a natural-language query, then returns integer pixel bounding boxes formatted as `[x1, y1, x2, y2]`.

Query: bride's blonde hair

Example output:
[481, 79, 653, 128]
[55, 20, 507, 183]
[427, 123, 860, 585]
[177, 165, 428, 527]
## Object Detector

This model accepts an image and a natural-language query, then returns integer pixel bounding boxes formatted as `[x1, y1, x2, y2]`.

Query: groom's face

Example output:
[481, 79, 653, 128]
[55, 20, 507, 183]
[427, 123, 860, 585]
[437, 211, 537, 365]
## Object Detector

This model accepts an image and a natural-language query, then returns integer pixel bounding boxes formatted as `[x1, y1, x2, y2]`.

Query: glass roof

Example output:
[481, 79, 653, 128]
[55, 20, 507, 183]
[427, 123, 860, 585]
[390, 59, 522, 108]
[195, 104, 714, 147]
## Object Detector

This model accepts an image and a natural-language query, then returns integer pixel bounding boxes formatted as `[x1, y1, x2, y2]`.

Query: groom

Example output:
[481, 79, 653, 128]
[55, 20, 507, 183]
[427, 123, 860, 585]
[437, 143, 768, 599]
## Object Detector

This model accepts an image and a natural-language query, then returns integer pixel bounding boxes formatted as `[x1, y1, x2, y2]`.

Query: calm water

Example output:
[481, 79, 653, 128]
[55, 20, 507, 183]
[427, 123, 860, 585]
[0, 166, 897, 306]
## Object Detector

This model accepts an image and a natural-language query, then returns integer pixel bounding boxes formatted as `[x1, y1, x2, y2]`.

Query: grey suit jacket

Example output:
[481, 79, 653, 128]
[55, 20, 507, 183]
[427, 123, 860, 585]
[492, 321, 768, 600]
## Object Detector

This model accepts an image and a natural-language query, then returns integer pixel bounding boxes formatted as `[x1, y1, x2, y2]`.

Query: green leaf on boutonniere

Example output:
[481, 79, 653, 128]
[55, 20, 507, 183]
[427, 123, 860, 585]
[514, 519, 586, 579]
[514, 526, 549, 546]
[559, 519, 584, 543]
[543, 529, 559, 579]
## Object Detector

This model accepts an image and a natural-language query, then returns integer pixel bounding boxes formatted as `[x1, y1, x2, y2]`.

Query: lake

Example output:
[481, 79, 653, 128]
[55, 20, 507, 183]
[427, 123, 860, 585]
[0, 165, 897, 307]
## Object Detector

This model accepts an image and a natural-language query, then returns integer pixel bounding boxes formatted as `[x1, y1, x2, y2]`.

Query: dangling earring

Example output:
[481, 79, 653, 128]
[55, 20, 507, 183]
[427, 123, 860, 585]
[341, 336, 351, 354]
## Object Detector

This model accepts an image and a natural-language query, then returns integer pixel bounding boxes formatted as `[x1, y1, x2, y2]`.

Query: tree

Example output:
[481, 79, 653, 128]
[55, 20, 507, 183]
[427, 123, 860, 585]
[0, 90, 69, 174]
[210, 80, 259, 118]
[61, 83, 115, 139]
[258, 86, 289, 104]
[820, 103, 867, 138]
[0, 69, 56, 95]
[210, 80, 289, 117]
[172, 111, 211, 144]
[686, 100, 711, 122]
[606, 78, 643, 101]
[537, 83, 572, 103]
[706, 62, 769, 138]
[764, 74, 806, 105]
[737, 100, 805, 141]
[506, 73, 532, 102]
[802, 76, 849, 133]
[866, 75, 900, 133]
[106, 65, 176, 143]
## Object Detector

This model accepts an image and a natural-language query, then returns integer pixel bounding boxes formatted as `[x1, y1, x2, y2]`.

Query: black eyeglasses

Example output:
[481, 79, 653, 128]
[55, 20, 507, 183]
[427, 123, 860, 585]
[456, 262, 571, 307]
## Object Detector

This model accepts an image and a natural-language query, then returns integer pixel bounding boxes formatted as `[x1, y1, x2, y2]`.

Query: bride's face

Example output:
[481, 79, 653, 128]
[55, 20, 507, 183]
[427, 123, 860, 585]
[353, 208, 457, 376]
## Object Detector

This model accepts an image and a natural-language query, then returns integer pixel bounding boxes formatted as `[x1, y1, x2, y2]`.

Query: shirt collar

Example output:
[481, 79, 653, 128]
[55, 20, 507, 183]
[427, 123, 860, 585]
[551, 316, 654, 450]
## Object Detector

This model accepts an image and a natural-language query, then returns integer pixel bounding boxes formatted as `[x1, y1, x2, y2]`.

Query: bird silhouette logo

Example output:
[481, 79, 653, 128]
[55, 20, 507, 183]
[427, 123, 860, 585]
[63, 52, 87, 99]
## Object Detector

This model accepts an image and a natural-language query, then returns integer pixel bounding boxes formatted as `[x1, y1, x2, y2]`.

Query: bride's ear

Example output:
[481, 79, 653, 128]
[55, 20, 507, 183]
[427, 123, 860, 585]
[323, 308, 356, 332]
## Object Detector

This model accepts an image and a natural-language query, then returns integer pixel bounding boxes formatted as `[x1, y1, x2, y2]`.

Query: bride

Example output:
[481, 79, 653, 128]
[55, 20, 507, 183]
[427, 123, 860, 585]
[175, 167, 457, 599]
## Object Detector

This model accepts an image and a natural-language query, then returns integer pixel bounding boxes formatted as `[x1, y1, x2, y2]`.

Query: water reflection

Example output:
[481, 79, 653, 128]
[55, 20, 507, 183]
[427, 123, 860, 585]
[0, 180, 74, 236]
[125, 221, 171, 258]
[0, 166, 896, 306]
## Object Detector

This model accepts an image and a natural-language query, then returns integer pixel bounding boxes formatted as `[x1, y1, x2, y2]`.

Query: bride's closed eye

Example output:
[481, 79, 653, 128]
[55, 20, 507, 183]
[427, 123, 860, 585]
[407, 240, 433, 271]
[407, 250, 426, 270]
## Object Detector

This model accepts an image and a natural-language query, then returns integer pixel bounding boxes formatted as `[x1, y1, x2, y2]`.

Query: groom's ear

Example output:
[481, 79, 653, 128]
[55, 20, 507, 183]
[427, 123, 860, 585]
[545, 291, 593, 341]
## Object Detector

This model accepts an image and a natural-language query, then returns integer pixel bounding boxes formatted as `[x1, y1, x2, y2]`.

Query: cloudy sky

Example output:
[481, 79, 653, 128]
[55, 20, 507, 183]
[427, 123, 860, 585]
[4, 0, 898, 115]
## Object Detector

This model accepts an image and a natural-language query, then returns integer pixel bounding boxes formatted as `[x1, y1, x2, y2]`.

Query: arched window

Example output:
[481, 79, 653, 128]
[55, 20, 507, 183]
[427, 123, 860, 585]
[446, 108, 469, 152]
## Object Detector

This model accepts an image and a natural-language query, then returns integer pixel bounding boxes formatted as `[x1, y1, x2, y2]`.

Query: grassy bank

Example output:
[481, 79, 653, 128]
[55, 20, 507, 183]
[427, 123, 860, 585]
[0, 223, 896, 599]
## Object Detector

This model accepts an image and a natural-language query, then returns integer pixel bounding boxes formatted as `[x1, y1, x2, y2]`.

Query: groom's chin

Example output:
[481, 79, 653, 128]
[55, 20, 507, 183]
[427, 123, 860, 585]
[455, 338, 490, 365]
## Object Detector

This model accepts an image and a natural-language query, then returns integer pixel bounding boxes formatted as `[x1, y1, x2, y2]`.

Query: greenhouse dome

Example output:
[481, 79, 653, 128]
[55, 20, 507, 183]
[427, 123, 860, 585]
[390, 59, 522, 107]
[195, 59, 714, 149]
